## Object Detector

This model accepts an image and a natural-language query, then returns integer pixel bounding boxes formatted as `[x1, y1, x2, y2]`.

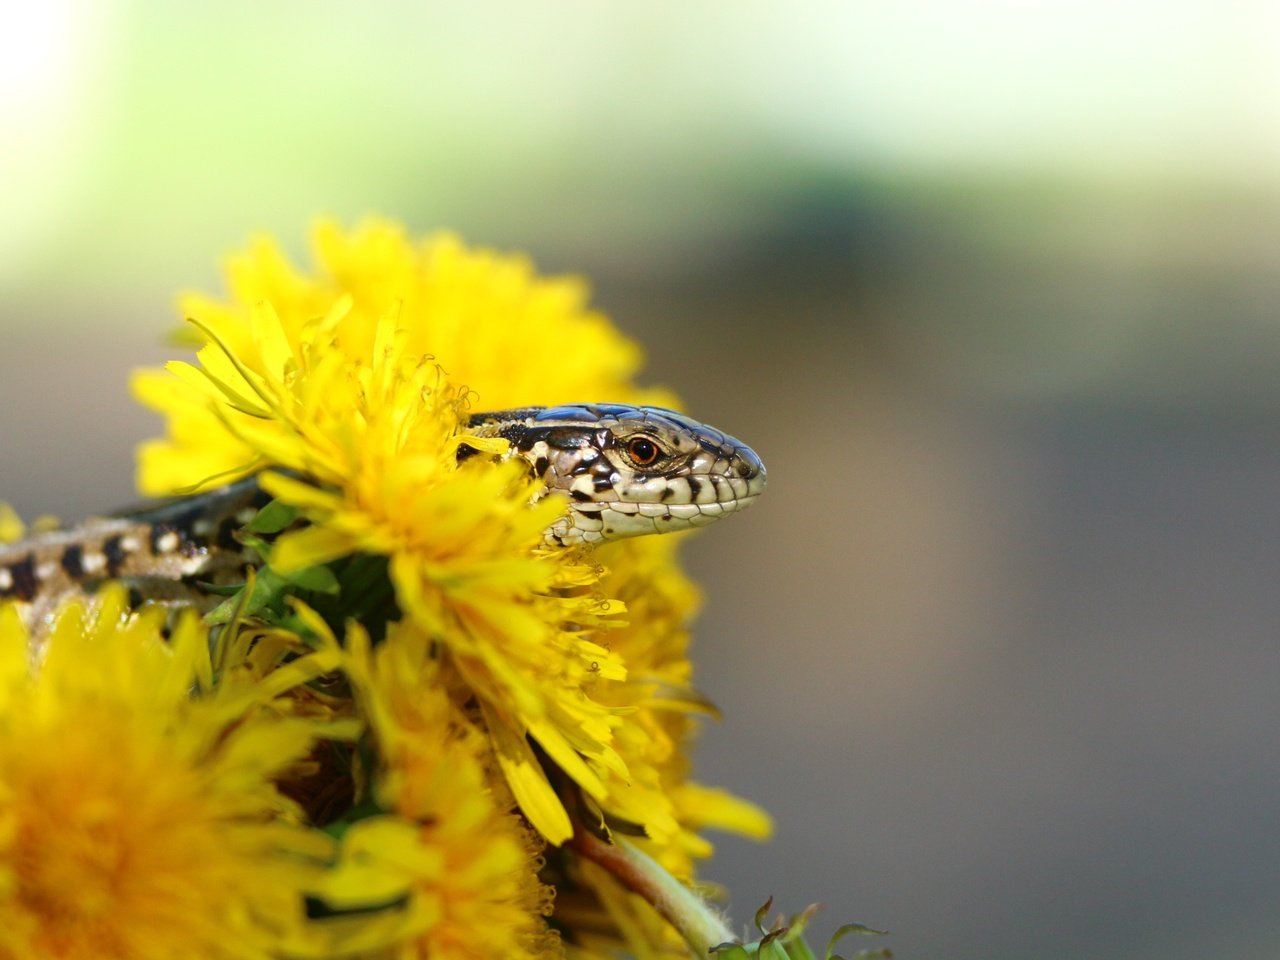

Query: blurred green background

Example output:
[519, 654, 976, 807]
[5, 3, 1280, 958]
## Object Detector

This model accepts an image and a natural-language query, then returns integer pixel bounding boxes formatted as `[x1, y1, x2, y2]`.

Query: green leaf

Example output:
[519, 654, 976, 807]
[246, 498, 299, 534]
[277, 563, 341, 594]
[237, 533, 271, 559]
[205, 567, 289, 624]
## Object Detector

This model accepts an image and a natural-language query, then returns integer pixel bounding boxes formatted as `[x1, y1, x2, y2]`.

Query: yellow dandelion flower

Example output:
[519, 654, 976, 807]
[139, 289, 631, 841]
[305, 621, 560, 960]
[0, 586, 341, 960]
[133, 219, 677, 496]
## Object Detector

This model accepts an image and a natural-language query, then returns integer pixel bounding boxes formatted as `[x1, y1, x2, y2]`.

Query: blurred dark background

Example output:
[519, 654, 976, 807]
[4, 4, 1280, 958]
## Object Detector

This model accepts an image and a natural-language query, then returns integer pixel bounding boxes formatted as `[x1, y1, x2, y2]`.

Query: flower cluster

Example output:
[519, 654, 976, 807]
[12, 219, 773, 958]
[0, 586, 344, 959]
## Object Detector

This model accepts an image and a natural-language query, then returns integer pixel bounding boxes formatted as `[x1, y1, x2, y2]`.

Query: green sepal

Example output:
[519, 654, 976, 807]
[826, 920, 890, 960]
[710, 901, 888, 960]
[753, 897, 776, 935]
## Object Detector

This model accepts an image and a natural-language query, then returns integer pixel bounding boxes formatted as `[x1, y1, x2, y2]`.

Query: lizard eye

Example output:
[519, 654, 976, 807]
[626, 436, 663, 467]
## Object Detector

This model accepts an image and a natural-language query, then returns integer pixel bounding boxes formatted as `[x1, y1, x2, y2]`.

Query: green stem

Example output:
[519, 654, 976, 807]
[571, 827, 735, 957]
